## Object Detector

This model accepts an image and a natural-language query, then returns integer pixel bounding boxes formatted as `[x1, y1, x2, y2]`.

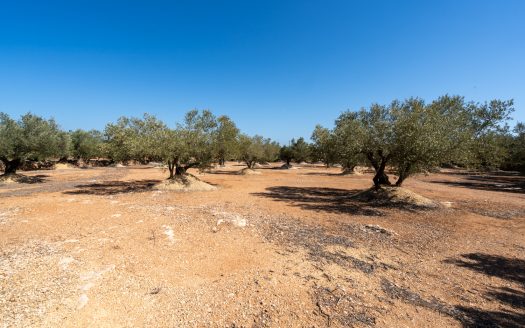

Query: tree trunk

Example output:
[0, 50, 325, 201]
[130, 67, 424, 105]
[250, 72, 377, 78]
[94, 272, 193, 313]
[372, 159, 391, 188]
[219, 157, 225, 167]
[367, 152, 391, 188]
[167, 160, 176, 179]
[342, 165, 356, 174]
[395, 164, 410, 187]
[175, 165, 187, 176]
[286, 159, 291, 166]
[2, 158, 21, 175]
[395, 175, 406, 187]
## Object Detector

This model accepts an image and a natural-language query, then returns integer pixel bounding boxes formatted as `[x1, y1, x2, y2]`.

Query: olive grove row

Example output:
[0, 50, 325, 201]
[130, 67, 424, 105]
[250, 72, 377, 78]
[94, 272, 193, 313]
[1, 95, 523, 186]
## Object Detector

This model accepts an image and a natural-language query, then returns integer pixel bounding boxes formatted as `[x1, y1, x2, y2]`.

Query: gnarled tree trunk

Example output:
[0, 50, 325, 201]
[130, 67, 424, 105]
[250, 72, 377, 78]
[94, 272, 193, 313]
[167, 160, 176, 179]
[1, 158, 21, 175]
[342, 165, 356, 175]
[245, 160, 255, 169]
[367, 152, 391, 188]
[395, 163, 411, 187]
[175, 165, 187, 176]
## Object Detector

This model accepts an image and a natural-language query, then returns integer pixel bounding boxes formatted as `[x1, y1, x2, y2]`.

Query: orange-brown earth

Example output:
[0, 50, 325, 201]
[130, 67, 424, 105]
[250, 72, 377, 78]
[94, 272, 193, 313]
[1, 163, 524, 327]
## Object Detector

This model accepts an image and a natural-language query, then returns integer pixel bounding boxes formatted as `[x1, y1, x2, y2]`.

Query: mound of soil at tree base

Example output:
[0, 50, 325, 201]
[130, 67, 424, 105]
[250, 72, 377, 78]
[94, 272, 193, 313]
[279, 164, 300, 170]
[0, 174, 43, 184]
[54, 163, 77, 170]
[351, 186, 439, 209]
[341, 167, 364, 175]
[238, 168, 262, 175]
[153, 174, 217, 192]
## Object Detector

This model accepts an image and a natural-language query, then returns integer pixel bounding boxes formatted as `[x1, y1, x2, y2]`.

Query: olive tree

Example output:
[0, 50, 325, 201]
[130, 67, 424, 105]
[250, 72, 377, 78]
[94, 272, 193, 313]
[507, 122, 525, 173]
[388, 97, 472, 186]
[310, 125, 338, 167]
[238, 134, 265, 169]
[263, 139, 281, 163]
[238, 134, 278, 168]
[332, 113, 366, 173]
[291, 137, 310, 163]
[279, 137, 310, 166]
[104, 117, 136, 164]
[0, 113, 66, 175]
[104, 113, 167, 164]
[70, 129, 104, 162]
[159, 109, 217, 178]
[332, 95, 514, 187]
[468, 99, 514, 170]
[214, 115, 239, 166]
[279, 144, 294, 166]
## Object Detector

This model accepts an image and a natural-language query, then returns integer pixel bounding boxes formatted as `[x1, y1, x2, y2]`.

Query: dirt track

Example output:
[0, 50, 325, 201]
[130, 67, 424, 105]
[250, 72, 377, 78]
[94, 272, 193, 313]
[1, 164, 524, 327]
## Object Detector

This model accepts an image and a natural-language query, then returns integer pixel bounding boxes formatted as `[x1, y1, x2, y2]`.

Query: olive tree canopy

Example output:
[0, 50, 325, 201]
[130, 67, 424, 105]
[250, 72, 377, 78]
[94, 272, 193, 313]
[70, 129, 104, 162]
[104, 113, 167, 164]
[158, 109, 217, 178]
[0, 113, 66, 175]
[238, 134, 279, 169]
[310, 125, 338, 167]
[213, 115, 239, 166]
[331, 96, 514, 187]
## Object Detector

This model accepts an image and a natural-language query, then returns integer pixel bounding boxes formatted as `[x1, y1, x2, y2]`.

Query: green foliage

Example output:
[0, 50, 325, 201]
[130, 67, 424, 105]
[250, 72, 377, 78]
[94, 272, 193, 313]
[467, 99, 514, 169]
[104, 110, 220, 177]
[160, 109, 218, 177]
[0, 112, 66, 173]
[70, 129, 104, 161]
[291, 137, 310, 163]
[104, 113, 167, 163]
[505, 122, 525, 173]
[389, 96, 471, 184]
[328, 95, 514, 186]
[214, 115, 239, 165]
[332, 115, 365, 170]
[238, 134, 279, 168]
[263, 139, 280, 163]
[281, 137, 311, 165]
[311, 125, 336, 166]
[279, 144, 294, 165]
[175, 109, 217, 170]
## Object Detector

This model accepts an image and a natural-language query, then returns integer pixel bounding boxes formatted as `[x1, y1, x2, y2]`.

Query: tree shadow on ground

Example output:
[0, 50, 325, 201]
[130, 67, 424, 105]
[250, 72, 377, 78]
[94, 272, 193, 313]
[207, 170, 240, 175]
[252, 186, 385, 216]
[444, 253, 525, 327]
[299, 172, 344, 177]
[445, 253, 525, 285]
[430, 173, 525, 194]
[63, 179, 161, 195]
[0, 174, 49, 184]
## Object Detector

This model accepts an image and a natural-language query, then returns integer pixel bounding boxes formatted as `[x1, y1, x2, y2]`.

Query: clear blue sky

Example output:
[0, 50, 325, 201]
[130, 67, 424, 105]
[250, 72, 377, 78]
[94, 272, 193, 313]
[1, 0, 524, 143]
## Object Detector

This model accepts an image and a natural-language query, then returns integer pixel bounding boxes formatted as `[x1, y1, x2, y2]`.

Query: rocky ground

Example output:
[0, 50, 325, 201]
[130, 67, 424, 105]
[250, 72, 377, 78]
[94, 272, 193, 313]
[0, 163, 524, 327]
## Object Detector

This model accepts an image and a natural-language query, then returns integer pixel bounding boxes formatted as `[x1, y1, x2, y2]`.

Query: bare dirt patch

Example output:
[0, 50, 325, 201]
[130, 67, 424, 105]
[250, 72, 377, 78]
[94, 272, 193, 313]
[0, 164, 523, 327]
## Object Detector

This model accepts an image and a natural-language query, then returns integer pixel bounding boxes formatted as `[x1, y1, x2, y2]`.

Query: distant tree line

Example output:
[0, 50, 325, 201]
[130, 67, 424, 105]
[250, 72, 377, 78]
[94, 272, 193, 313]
[0, 110, 280, 179]
[1, 95, 524, 186]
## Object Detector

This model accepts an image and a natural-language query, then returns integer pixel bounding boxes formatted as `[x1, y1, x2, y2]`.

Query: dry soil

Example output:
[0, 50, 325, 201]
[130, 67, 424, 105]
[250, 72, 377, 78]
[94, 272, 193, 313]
[1, 163, 524, 327]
